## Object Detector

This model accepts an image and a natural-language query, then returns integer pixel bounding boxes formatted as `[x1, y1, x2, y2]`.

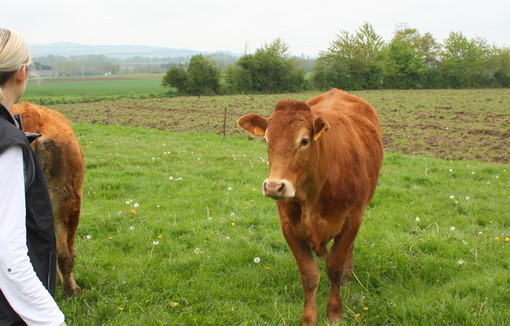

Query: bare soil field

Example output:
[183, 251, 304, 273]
[52, 89, 510, 163]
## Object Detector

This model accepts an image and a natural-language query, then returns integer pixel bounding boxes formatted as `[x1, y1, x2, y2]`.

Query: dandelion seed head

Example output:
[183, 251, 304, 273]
[415, 217, 421, 222]
[450, 226, 456, 231]
[465, 196, 470, 200]
[153, 240, 160, 245]
[129, 226, 135, 231]
[228, 187, 233, 191]
[449, 195, 455, 199]
[86, 235, 92, 240]
[254, 257, 261, 264]
[457, 259, 464, 265]
[134, 203, 139, 208]
[194, 248, 201, 254]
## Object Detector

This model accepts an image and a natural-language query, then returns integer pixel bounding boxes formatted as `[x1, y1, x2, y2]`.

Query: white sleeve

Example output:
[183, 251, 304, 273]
[0, 145, 65, 326]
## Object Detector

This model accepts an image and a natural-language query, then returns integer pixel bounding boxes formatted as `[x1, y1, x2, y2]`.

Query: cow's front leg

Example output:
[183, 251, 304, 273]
[326, 219, 361, 323]
[280, 223, 319, 325]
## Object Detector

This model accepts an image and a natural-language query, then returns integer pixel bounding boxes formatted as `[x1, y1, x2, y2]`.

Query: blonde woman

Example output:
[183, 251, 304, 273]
[0, 28, 66, 326]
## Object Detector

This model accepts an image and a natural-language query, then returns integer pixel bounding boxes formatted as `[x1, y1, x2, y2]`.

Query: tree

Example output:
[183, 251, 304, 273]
[487, 46, 510, 87]
[381, 28, 440, 89]
[186, 55, 220, 95]
[312, 23, 384, 90]
[224, 38, 306, 93]
[162, 55, 220, 95]
[439, 32, 490, 88]
[162, 64, 188, 92]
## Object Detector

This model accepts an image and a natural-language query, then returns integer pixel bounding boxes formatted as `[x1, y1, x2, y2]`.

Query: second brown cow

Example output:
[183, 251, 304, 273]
[12, 102, 85, 297]
[238, 89, 383, 325]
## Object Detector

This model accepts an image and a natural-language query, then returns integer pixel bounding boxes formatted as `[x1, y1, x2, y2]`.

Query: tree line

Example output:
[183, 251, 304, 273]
[33, 53, 240, 76]
[163, 23, 510, 95]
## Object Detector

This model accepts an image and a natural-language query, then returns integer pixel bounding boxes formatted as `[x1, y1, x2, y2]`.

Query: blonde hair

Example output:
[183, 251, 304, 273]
[0, 28, 32, 101]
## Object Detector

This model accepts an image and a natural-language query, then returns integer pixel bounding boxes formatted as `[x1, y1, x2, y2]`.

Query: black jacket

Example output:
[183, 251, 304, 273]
[0, 104, 57, 326]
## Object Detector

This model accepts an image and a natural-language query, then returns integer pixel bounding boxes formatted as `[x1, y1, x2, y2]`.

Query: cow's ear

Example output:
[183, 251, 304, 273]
[237, 114, 267, 137]
[313, 117, 330, 141]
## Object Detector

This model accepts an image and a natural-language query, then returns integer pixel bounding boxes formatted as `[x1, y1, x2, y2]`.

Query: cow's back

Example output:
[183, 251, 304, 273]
[307, 88, 383, 205]
[12, 102, 85, 188]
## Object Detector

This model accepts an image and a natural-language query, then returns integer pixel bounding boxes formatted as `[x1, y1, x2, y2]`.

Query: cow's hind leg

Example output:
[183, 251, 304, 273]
[55, 202, 81, 297]
[325, 219, 361, 323]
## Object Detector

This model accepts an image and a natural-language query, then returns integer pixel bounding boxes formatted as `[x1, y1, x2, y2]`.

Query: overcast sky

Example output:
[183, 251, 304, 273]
[3, 0, 509, 56]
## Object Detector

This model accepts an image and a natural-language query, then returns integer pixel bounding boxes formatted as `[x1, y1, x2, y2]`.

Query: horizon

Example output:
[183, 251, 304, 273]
[5, 0, 509, 59]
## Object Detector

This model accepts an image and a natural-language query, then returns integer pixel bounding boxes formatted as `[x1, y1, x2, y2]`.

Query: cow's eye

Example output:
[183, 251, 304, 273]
[300, 138, 310, 147]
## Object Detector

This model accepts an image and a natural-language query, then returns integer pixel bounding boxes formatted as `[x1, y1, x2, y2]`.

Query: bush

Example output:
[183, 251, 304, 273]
[162, 55, 220, 96]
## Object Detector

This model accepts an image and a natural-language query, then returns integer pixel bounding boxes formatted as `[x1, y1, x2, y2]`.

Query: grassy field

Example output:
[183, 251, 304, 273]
[18, 79, 510, 325]
[58, 123, 509, 326]
[24, 74, 169, 104]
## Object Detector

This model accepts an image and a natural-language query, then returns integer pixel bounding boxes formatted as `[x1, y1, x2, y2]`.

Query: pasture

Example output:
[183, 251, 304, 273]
[20, 82, 509, 325]
[25, 74, 168, 105]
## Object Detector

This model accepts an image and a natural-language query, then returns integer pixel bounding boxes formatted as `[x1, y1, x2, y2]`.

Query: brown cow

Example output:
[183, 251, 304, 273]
[238, 89, 383, 325]
[11, 102, 85, 297]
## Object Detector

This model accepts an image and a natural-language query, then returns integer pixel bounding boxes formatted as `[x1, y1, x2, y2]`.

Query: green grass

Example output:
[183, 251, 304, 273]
[56, 122, 510, 325]
[23, 74, 170, 104]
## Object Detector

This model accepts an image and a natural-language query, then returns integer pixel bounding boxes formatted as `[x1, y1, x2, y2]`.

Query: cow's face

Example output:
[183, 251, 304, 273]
[238, 100, 329, 200]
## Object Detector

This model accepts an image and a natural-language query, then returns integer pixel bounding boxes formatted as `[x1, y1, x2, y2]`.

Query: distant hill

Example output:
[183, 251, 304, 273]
[30, 42, 240, 59]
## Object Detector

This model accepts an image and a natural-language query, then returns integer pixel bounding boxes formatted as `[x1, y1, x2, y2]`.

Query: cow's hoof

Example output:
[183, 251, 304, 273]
[63, 285, 82, 297]
[340, 273, 351, 286]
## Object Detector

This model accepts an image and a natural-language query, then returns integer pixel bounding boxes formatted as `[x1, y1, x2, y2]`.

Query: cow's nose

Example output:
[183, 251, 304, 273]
[263, 179, 295, 199]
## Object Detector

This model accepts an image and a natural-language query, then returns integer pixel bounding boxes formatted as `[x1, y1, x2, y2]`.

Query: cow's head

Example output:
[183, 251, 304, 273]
[238, 100, 329, 200]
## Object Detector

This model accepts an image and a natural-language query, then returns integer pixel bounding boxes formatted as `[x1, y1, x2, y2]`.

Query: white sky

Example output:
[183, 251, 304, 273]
[3, 0, 509, 56]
